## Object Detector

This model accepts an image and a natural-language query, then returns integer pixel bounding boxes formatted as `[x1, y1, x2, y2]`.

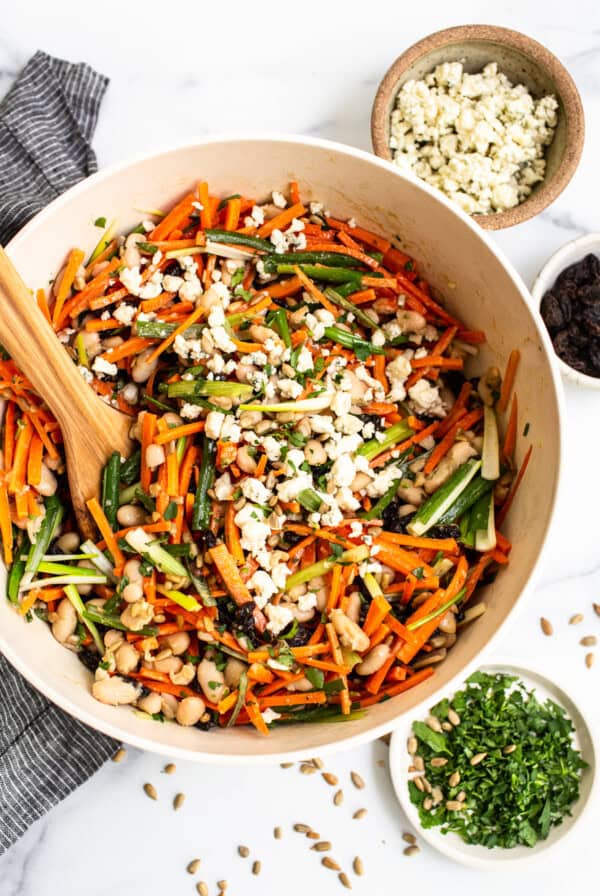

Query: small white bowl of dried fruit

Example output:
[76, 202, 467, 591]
[389, 660, 597, 868]
[371, 25, 584, 229]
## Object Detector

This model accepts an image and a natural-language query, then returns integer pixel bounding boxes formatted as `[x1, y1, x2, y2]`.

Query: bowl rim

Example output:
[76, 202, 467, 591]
[371, 23, 585, 231]
[2, 133, 566, 763]
[388, 657, 598, 869]
[531, 232, 600, 389]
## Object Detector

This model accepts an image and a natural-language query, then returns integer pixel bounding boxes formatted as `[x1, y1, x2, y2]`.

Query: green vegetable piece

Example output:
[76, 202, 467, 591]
[191, 436, 216, 531]
[101, 451, 121, 530]
[412, 720, 451, 754]
[408, 460, 481, 536]
[205, 228, 273, 253]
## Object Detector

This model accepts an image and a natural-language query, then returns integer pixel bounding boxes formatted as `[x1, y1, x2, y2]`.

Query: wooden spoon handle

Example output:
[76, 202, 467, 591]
[0, 246, 93, 430]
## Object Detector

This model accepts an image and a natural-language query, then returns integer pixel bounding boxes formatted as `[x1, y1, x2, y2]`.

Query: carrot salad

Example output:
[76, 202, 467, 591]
[0, 182, 529, 734]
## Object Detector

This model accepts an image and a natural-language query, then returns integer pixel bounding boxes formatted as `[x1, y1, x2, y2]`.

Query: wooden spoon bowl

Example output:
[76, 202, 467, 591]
[0, 247, 132, 539]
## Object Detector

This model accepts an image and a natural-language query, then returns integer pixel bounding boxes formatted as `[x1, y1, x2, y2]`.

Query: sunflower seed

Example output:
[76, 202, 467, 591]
[312, 841, 332, 852]
[503, 744, 517, 754]
[540, 617, 553, 636]
[407, 736, 418, 755]
[431, 786, 444, 805]
[164, 762, 176, 774]
[581, 636, 597, 646]
[333, 789, 344, 806]
[404, 845, 420, 857]
[426, 715, 443, 733]
[294, 823, 312, 833]
[339, 872, 352, 889]
[449, 771, 461, 787]
[594, 603, 600, 617]
[413, 776, 425, 792]
[111, 747, 126, 763]
[350, 771, 365, 790]
[252, 860, 261, 875]
[402, 832, 416, 845]
[470, 752, 487, 766]
[196, 884, 208, 896]
[447, 708, 460, 726]
[143, 783, 157, 801]
[312, 757, 324, 769]
[353, 808, 367, 819]
[280, 762, 294, 768]
[586, 652, 595, 669]
[352, 856, 364, 876]
[569, 613, 584, 625]
[322, 772, 338, 786]
[441, 721, 452, 731]
[446, 800, 465, 811]
[413, 755, 424, 772]
[273, 826, 282, 840]
[187, 859, 201, 875]
[423, 797, 433, 810]
[238, 845, 250, 858]
[300, 763, 317, 775]
[322, 857, 341, 871]
[306, 831, 320, 840]
[173, 792, 185, 811]
[422, 776, 432, 794]
[457, 790, 466, 802]
[430, 757, 448, 768]
[217, 882, 227, 892]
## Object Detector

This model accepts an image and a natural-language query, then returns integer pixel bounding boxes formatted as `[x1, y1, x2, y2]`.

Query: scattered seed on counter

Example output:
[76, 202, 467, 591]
[312, 757, 324, 769]
[217, 880, 227, 891]
[196, 883, 208, 896]
[594, 603, 600, 617]
[252, 860, 262, 876]
[294, 823, 312, 833]
[586, 652, 595, 669]
[404, 845, 420, 857]
[187, 859, 201, 875]
[353, 808, 367, 820]
[306, 831, 320, 840]
[280, 762, 294, 769]
[541, 617, 553, 636]
[402, 832, 416, 845]
[333, 789, 344, 806]
[164, 763, 176, 774]
[173, 792, 185, 811]
[350, 771, 365, 790]
[238, 845, 250, 858]
[312, 841, 332, 852]
[143, 782, 157, 801]
[322, 772, 338, 786]
[273, 826, 282, 840]
[376, 759, 385, 767]
[322, 857, 341, 871]
[339, 871, 352, 889]
[570, 613, 584, 625]
[111, 747, 126, 763]
[300, 763, 317, 775]
[352, 856, 364, 876]
[581, 636, 597, 646]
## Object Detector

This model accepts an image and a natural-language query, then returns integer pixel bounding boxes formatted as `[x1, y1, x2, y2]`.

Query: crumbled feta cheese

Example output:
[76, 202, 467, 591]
[350, 521, 364, 539]
[334, 414, 363, 435]
[271, 563, 290, 591]
[214, 472, 235, 501]
[408, 379, 446, 417]
[205, 411, 225, 440]
[113, 303, 137, 326]
[262, 436, 282, 462]
[336, 486, 360, 512]
[220, 417, 241, 443]
[240, 477, 271, 505]
[78, 365, 93, 384]
[309, 201, 324, 215]
[278, 378, 303, 399]
[244, 205, 265, 228]
[295, 346, 314, 373]
[372, 329, 386, 348]
[261, 707, 282, 724]
[271, 190, 287, 208]
[276, 473, 313, 503]
[331, 454, 356, 488]
[386, 355, 412, 401]
[265, 603, 294, 636]
[297, 591, 317, 613]
[309, 414, 335, 435]
[247, 570, 277, 608]
[180, 403, 201, 420]
[390, 61, 558, 214]
[234, 504, 270, 555]
[92, 356, 118, 378]
[331, 391, 352, 417]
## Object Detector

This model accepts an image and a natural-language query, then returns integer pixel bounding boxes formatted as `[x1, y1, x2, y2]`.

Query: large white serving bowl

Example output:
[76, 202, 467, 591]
[0, 136, 564, 763]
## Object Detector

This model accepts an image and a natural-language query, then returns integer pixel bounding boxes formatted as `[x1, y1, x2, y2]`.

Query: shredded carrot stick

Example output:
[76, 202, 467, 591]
[58, 257, 120, 325]
[154, 421, 205, 445]
[0, 482, 13, 564]
[259, 691, 327, 709]
[373, 355, 388, 392]
[363, 594, 392, 637]
[86, 497, 125, 567]
[27, 433, 43, 487]
[257, 202, 306, 238]
[36, 288, 51, 324]
[423, 408, 483, 475]
[498, 349, 521, 413]
[292, 267, 338, 315]
[52, 248, 85, 327]
[326, 218, 391, 255]
[209, 543, 252, 605]
[289, 181, 300, 205]
[502, 394, 518, 460]
[9, 417, 33, 494]
[224, 196, 241, 231]
[225, 502, 245, 566]
[378, 531, 459, 553]
[150, 192, 197, 241]
[140, 412, 157, 492]
[99, 336, 153, 363]
[3, 402, 15, 471]
[410, 355, 463, 370]
[496, 445, 533, 528]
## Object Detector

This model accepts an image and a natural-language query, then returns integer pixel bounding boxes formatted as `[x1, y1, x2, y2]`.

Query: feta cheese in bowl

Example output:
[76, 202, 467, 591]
[372, 25, 584, 230]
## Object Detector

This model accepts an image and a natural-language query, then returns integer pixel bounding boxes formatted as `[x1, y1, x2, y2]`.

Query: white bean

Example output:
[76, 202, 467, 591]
[162, 631, 191, 656]
[356, 644, 391, 676]
[115, 642, 140, 675]
[132, 347, 159, 383]
[345, 590, 362, 624]
[236, 445, 257, 473]
[51, 598, 77, 644]
[124, 558, 143, 582]
[176, 696, 205, 726]
[304, 440, 327, 465]
[330, 608, 370, 652]
[36, 463, 57, 497]
[145, 444, 165, 469]
[117, 504, 147, 527]
[137, 692, 162, 715]
[92, 676, 140, 706]
[56, 532, 80, 553]
[161, 693, 179, 720]
[197, 652, 227, 703]
[224, 657, 246, 689]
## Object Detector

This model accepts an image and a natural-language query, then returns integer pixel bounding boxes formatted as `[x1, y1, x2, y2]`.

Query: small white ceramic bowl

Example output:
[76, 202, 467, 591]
[389, 659, 597, 869]
[531, 233, 600, 389]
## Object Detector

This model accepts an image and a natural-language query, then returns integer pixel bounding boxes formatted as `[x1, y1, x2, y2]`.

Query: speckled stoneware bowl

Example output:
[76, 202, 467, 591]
[371, 25, 585, 230]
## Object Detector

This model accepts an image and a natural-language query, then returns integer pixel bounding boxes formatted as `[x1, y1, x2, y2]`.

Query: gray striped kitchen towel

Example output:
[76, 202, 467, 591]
[0, 51, 117, 855]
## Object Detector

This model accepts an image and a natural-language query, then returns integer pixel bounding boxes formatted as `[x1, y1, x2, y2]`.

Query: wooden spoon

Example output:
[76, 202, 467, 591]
[0, 247, 133, 538]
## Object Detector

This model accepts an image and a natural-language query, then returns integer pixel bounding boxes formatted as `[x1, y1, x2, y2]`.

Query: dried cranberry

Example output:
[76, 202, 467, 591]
[541, 291, 571, 332]
[163, 259, 184, 278]
[581, 305, 600, 337]
[381, 498, 412, 534]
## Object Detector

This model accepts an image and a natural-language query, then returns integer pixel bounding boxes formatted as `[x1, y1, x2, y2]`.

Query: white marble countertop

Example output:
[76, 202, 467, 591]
[1, 1, 600, 893]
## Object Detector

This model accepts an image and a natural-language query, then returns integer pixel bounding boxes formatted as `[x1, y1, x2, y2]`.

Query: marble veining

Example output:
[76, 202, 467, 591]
[1, 1, 599, 894]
